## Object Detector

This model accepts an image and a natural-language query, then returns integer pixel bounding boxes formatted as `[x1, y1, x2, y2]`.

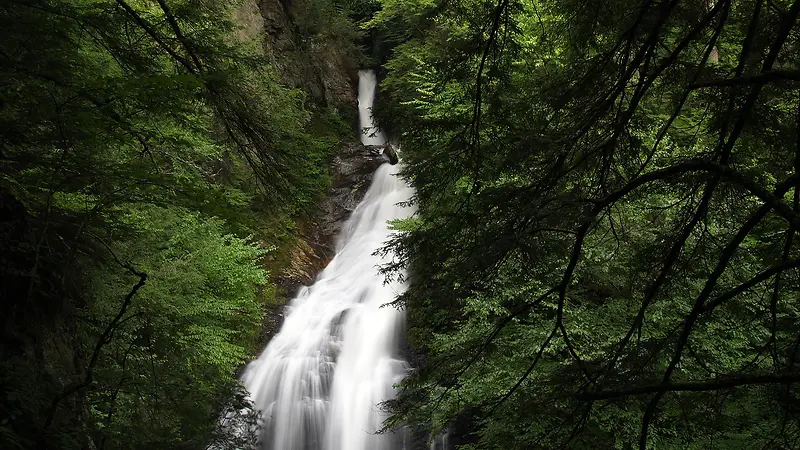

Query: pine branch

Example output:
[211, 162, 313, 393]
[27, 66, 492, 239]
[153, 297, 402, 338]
[114, 0, 197, 74]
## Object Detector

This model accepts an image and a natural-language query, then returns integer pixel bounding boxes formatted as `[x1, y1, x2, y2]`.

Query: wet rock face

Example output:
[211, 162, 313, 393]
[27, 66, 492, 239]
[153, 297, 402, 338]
[274, 142, 390, 300]
[320, 143, 391, 237]
[383, 143, 399, 165]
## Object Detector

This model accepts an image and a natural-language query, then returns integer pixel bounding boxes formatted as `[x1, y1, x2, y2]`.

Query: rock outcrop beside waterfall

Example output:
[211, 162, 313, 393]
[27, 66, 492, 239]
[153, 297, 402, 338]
[259, 143, 394, 341]
[276, 143, 391, 293]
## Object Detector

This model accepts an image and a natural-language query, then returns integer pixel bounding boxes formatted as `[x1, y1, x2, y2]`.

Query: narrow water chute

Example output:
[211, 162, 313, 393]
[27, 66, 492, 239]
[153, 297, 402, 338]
[357, 70, 388, 146]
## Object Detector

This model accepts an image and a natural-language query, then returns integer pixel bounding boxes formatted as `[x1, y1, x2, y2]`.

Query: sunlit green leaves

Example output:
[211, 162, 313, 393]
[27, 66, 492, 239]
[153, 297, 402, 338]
[0, 0, 343, 447]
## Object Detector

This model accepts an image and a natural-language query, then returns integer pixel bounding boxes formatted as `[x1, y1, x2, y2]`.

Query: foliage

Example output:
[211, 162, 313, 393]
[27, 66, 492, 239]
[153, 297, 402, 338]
[84, 206, 266, 448]
[373, 0, 800, 448]
[0, 0, 349, 448]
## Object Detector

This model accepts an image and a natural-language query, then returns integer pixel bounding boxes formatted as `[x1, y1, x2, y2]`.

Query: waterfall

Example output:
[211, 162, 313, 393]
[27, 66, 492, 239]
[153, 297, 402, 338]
[357, 70, 388, 146]
[240, 70, 414, 450]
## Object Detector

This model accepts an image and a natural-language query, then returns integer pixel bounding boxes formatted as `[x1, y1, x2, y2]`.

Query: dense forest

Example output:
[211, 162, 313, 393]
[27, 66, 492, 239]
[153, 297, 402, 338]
[3, 0, 800, 449]
[372, 0, 800, 448]
[0, 0, 360, 448]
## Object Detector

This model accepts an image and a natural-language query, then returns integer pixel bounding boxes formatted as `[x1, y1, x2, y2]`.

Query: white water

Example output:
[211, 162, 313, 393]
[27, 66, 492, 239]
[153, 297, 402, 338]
[240, 70, 413, 450]
[357, 70, 388, 146]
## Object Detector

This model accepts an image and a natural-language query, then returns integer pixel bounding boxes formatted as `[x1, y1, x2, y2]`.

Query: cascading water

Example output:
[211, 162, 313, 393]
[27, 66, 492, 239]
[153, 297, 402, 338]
[358, 70, 388, 146]
[240, 70, 414, 450]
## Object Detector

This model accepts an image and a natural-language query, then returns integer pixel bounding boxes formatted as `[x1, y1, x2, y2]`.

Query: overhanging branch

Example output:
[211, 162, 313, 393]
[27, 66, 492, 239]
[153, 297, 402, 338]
[691, 70, 800, 89]
[580, 372, 800, 400]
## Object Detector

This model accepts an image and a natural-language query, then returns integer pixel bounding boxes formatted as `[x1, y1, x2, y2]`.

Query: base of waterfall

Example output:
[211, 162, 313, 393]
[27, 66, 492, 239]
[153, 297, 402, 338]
[241, 163, 414, 450]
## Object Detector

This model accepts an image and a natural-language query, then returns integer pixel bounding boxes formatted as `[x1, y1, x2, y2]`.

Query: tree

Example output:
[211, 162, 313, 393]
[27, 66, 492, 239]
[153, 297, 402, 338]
[374, 0, 800, 447]
[0, 0, 341, 448]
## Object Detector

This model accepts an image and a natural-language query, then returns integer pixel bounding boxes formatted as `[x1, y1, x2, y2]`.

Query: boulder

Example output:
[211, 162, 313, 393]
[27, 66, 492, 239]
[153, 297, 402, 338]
[383, 142, 399, 165]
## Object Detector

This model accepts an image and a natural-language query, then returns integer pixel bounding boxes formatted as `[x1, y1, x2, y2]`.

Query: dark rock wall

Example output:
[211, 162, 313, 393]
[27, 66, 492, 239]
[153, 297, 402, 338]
[254, 0, 360, 111]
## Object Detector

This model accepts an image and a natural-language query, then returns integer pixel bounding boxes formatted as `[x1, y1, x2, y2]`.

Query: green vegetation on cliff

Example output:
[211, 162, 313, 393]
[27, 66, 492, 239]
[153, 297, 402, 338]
[0, 0, 359, 448]
[372, 0, 800, 448]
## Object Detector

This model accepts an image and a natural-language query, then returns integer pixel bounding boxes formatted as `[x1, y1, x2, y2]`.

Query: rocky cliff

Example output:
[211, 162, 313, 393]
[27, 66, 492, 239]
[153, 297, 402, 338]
[235, 0, 361, 112]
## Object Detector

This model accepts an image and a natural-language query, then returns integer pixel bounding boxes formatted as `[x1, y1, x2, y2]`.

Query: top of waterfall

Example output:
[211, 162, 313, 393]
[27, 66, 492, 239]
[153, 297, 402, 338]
[357, 70, 388, 146]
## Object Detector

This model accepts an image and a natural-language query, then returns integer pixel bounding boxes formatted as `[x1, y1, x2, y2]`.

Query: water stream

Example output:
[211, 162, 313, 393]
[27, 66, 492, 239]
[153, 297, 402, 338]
[357, 70, 388, 146]
[240, 70, 414, 450]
